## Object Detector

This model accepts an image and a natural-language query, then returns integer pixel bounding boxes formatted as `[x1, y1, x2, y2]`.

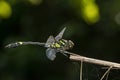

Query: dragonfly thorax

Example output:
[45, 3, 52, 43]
[49, 39, 74, 50]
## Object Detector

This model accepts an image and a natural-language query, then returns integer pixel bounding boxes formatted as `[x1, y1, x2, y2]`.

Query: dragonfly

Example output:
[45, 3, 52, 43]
[5, 27, 74, 60]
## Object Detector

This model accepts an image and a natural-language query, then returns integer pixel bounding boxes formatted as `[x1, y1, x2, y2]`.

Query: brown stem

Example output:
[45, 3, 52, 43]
[69, 53, 120, 69]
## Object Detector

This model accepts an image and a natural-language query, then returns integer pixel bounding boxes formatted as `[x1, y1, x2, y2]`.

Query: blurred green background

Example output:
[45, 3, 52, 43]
[0, 0, 120, 80]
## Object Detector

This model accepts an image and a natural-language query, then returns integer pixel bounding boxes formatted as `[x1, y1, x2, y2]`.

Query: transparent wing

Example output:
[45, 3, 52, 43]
[55, 27, 66, 41]
[45, 36, 55, 47]
[46, 48, 56, 61]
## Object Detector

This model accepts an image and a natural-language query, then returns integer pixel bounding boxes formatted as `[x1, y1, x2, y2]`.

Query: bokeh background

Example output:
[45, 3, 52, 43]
[0, 0, 120, 80]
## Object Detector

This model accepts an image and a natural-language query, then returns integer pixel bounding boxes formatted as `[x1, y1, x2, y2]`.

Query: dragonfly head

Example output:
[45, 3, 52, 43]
[68, 40, 74, 48]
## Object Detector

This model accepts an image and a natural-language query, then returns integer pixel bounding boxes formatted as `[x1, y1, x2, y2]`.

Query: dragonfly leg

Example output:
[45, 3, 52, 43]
[62, 53, 68, 57]
[58, 50, 68, 57]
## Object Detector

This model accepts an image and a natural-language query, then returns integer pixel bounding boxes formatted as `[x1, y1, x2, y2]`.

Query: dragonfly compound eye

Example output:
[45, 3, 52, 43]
[68, 40, 74, 48]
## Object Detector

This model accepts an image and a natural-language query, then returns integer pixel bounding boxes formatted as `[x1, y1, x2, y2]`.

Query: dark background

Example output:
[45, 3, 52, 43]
[0, 0, 120, 80]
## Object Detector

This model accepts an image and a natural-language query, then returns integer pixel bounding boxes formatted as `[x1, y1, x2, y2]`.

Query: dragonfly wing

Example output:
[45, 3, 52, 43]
[45, 36, 55, 47]
[46, 48, 56, 61]
[55, 27, 66, 41]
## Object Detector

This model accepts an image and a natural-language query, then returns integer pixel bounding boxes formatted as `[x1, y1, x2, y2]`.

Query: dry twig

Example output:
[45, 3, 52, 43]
[100, 66, 112, 80]
[68, 53, 120, 69]
[80, 60, 83, 80]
